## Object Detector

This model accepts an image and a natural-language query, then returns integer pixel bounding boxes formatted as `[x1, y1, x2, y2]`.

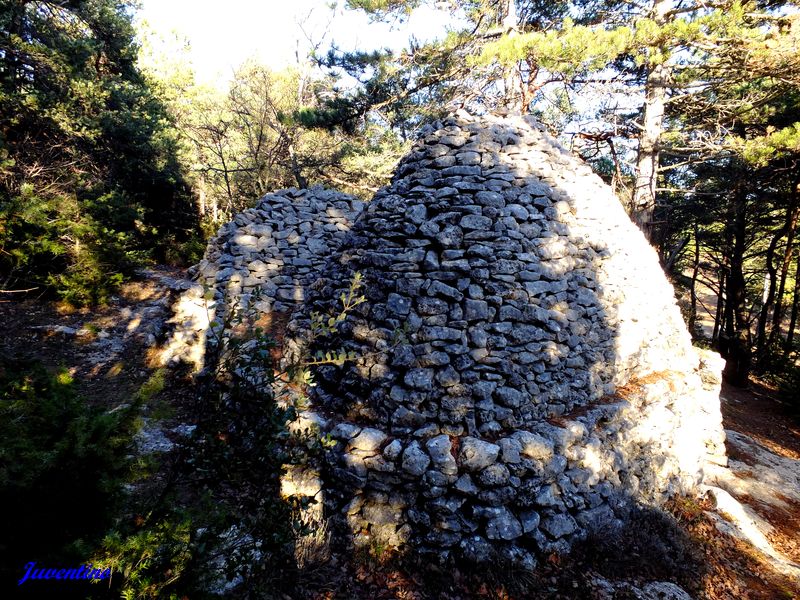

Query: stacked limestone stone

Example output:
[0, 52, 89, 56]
[160, 187, 363, 369]
[195, 187, 363, 312]
[285, 112, 726, 566]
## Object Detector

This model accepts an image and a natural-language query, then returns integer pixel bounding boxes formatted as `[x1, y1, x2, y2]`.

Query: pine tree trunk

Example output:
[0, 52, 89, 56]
[755, 229, 781, 368]
[785, 250, 800, 354]
[769, 180, 800, 347]
[689, 221, 700, 336]
[499, 0, 523, 111]
[631, 0, 670, 243]
[288, 143, 308, 189]
[712, 268, 725, 344]
[721, 181, 751, 386]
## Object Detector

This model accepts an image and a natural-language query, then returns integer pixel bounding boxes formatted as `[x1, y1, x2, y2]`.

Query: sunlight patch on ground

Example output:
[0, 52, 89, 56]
[703, 429, 800, 579]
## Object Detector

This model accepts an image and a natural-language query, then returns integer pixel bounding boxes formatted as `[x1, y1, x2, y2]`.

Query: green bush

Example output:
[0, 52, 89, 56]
[0, 1, 199, 306]
[0, 185, 135, 305]
[758, 343, 800, 416]
[0, 356, 137, 594]
[774, 360, 800, 416]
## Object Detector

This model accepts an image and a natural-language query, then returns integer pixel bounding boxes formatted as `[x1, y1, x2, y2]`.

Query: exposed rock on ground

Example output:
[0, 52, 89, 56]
[703, 425, 800, 581]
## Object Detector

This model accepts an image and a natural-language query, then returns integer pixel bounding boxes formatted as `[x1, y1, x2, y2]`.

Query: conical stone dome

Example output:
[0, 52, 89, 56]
[285, 112, 726, 565]
[160, 187, 363, 369]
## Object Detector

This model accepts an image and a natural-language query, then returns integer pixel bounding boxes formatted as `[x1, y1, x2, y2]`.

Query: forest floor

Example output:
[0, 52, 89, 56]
[1, 269, 799, 599]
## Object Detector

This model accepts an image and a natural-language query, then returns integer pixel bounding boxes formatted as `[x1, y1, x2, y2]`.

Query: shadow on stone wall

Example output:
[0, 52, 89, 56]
[284, 112, 726, 573]
[159, 188, 363, 371]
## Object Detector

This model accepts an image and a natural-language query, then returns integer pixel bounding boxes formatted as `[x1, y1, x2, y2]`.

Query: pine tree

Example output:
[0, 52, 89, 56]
[0, 0, 198, 304]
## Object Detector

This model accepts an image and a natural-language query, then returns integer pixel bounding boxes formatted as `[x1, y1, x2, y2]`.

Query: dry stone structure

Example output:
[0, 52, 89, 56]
[193, 187, 363, 312]
[169, 111, 726, 568]
[159, 187, 363, 369]
[283, 112, 726, 566]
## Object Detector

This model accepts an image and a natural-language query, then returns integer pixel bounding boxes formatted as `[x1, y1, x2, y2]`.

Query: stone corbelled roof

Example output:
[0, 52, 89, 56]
[294, 113, 699, 425]
[285, 112, 725, 564]
[160, 187, 363, 369]
[196, 187, 363, 313]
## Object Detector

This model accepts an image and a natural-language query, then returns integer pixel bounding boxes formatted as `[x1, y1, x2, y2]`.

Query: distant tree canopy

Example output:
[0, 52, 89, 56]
[181, 62, 406, 221]
[135, 19, 407, 225]
[323, 1, 798, 232]
[0, 0, 198, 304]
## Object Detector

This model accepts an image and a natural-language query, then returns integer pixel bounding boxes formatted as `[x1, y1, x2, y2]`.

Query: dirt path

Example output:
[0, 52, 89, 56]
[695, 381, 800, 598]
[0, 267, 193, 443]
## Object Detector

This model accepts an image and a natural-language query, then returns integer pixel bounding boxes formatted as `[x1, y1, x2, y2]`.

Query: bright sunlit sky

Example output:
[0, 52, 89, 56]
[136, 0, 458, 87]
